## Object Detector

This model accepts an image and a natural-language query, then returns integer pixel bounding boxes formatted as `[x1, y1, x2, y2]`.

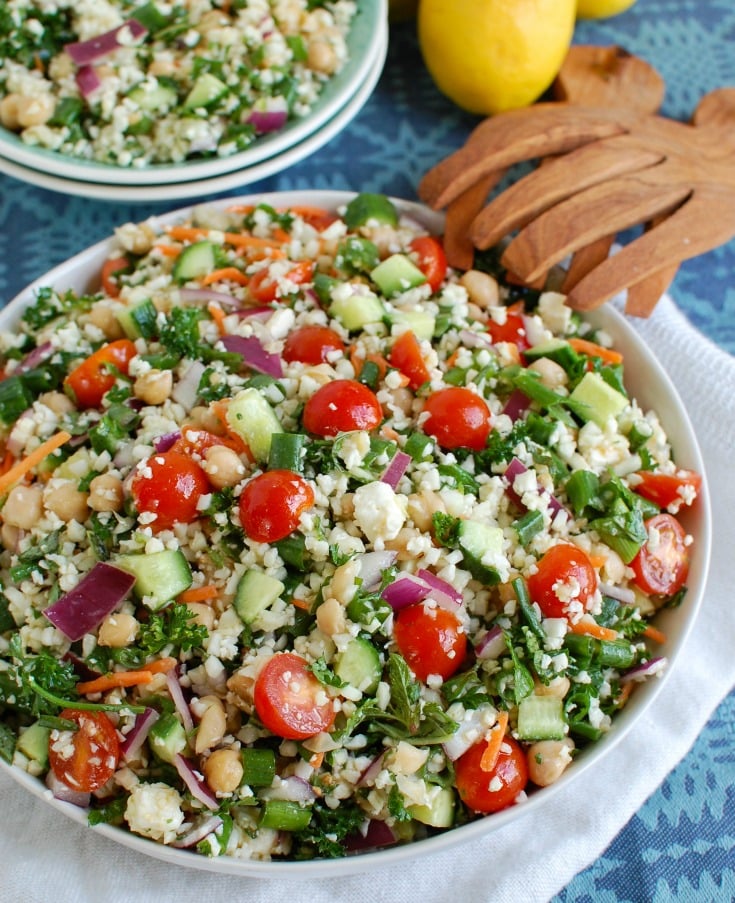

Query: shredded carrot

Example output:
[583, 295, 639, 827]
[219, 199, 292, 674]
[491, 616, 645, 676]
[226, 204, 256, 214]
[77, 670, 154, 694]
[207, 302, 228, 337]
[165, 225, 284, 253]
[642, 624, 667, 645]
[145, 657, 178, 674]
[308, 751, 325, 769]
[0, 431, 71, 497]
[200, 266, 248, 287]
[569, 618, 619, 642]
[154, 244, 182, 258]
[290, 596, 312, 612]
[380, 425, 401, 442]
[210, 400, 252, 459]
[445, 349, 461, 369]
[271, 227, 291, 244]
[0, 449, 15, 477]
[568, 337, 624, 366]
[178, 585, 219, 604]
[480, 710, 509, 772]
[588, 554, 608, 569]
[616, 681, 634, 707]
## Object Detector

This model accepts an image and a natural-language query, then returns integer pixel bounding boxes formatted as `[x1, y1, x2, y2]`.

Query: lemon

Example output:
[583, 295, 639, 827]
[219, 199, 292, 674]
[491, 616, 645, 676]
[418, 0, 576, 115]
[576, 0, 637, 18]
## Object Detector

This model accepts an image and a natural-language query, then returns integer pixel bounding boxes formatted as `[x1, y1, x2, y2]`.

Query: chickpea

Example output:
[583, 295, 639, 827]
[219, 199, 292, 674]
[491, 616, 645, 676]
[527, 737, 575, 787]
[316, 597, 346, 637]
[97, 612, 139, 647]
[16, 94, 55, 128]
[329, 558, 361, 606]
[186, 602, 216, 631]
[407, 489, 446, 533]
[0, 94, 22, 130]
[38, 391, 75, 416]
[459, 270, 500, 309]
[307, 39, 338, 75]
[87, 303, 124, 340]
[203, 748, 243, 794]
[382, 386, 414, 417]
[44, 482, 89, 523]
[148, 58, 175, 77]
[114, 222, 157, 256]
[528, 357, 568, 390]
[195, 697, 227, 754]
[2, 485, 43, 529]
[134, 369, 173, 406]
[189, 405, 226, 435]
[0, 522, 20, 550]
[197, 9, 230, 33]
[202, 445, 245, 489]
[534, 675, 570, 699]
[88, 473, 124, 513]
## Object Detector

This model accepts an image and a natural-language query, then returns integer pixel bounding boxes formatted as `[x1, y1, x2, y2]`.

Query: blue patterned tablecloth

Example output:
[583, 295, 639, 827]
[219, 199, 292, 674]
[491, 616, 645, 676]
[0, 1, 733, 899]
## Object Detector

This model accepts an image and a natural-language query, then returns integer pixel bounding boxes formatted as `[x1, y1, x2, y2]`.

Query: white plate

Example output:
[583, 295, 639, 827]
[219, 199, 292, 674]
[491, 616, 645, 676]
[0, 32, 386, 202]
[0, 1, 387, 186]
[0, 190, 711, 878]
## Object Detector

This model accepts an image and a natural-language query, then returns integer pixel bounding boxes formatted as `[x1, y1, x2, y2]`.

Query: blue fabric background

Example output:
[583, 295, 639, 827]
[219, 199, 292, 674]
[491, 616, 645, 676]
[0, 1, 733, 898]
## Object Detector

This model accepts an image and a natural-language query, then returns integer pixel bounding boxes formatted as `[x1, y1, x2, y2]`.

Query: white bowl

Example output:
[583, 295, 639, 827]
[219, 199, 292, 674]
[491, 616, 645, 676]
[0, 2, 386, 187]
[0, 191, 711, 878]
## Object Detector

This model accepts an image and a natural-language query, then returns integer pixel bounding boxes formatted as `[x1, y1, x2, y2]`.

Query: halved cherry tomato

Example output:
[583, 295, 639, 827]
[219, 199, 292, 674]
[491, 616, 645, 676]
[248, 260, 314, 304]
[633, 469, 702, 510]
[170, 427, 242, 458]
[100, 256, 130, 298]
[393, 602, 467, 682]
[48, 709, 120, 792]
[409, 236, 447, 293]
[527, 543, 598, 619]
[487, 303, 530, 352]
[422, 386, 491, 451]
[302, 379, 382, 437]
[389, 330, 430, 390]
[131, 450, 210, 532]
[455, 735, 528, 813]
[64, 339, 137, 408]
[282, 325, 346, 365]
[239, 469, 314, 543]
[630, 512, 689, 596]
[253, 652, 334, 740]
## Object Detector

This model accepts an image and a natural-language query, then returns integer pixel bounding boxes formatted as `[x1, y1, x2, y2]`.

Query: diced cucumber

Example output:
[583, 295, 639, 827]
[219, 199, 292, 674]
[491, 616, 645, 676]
[408, 785, 455, 828]
[334, 637, 382, 694]
[225, 387, 283, 463]
[53, 447, 92, 482]
[516, 694, 566, 741]
[371, 254, 426, 297]
[457, 520, 504, 585]
[389, 309, 436, 341]
[241, 747, 276, 787]
[312, 272, 340, 305]
[172, 240, 218, 283]
[233, 569, 284, 625]
[149, 713, 187, 763]
[259, 799, 312, 831]
[115, 549, 193, 611]
[569, 371, 628, 428]
[128, 79, 177, 112]
[183, 73, 229, 110]
[329, 290, 385, 332]
[343, 193, 398, 229]
[116, 298, 158, 340]
[524, 338, 580, 372]
[16, 722, 51, 768]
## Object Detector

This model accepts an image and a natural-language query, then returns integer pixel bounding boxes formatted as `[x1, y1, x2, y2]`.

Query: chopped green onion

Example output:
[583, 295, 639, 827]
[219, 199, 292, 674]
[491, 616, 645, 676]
[513, 509, 544, 547]
[259, 799, 312, 831]
[565, 470, 600, 515]
[268, 432, 306, 472]
[241, 747, 276, 787]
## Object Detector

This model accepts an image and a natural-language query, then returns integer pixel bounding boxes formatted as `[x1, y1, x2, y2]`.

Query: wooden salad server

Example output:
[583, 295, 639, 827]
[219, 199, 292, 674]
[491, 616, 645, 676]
[419, 46, 735, 316]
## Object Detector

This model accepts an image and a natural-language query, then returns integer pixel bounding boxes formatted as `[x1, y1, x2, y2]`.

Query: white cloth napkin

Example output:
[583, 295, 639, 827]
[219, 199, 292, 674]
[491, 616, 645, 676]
[1, 294, 733, 903]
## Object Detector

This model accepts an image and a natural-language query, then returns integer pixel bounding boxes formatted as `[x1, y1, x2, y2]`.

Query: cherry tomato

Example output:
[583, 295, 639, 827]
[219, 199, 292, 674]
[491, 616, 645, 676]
[633, 469, 702, 510]
[131, 450, 210, 532]
[487, 304, 530, 352]
[253, 652, 334, 740]
[389, 330, 430, 390]
[248, 260, 314, 304]
[393, 602, 467, 682]
[302, 379, 382, 437]
[409, 236, 447, 292]
[454, 735, 528, 813]
[100, 256, 130, 298]
[48, 709, 120, 792]
[630, 513, 690, 597]
[239, 469, 314, 543]
[422, 386, 492, 451]
[64, 339, 137, 408]
[527, 543, 598, 619]
[292, 207, 339, 231]
[170, 427, 242, 458]
[282, 325, 346, 365]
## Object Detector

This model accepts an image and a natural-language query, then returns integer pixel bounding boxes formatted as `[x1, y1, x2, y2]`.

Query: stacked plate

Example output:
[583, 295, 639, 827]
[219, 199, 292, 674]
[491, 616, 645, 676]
[0, 2, 387, 201]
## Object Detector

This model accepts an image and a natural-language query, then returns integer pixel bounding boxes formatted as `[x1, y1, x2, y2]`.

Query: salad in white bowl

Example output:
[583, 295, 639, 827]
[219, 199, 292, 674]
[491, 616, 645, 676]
[0, 191, 707, 871]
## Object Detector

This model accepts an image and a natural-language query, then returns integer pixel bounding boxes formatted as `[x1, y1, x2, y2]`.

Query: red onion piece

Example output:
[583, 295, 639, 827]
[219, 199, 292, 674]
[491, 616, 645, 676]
[219, 335, 283, 378]
[234, 306, 275, 322]
[173, 754, 219, 809]
[345, 819, 397, 852]
[357, 550, 398, 591]
[120, 707, 160, 760]
[416, 568, 462, 605]
[165, 669, 194, 734]
[154, 431, 180, 453]
[263, 776, 316, 803]
[6, 409, 34, 457]
[381, 573, 431, 612]
[380, 450, 411, 490]
[76, 65, 101, 97]
[179, 287, 241, 307]
[170, 814, 224, 848]
[620, 656, 668, 684]
[62, 651, 102, 683]
[43, 563, 136, 642]
[171, 360, 205, 413]
[357, 751, 385, 787]
[504, 456, 564, 516]
[442, 706, 492, 762]
[474, 625, 506, 661]
[113, 441, 136, 469]
[14, 341, 53, 375]
[502, 389, 531, 422]
[599, 582, 636, 605]
[45, 770, 91, 808]
[65, 20, 147, 66]
[246, 97, 288, 134]
[458, 328, 493, 350]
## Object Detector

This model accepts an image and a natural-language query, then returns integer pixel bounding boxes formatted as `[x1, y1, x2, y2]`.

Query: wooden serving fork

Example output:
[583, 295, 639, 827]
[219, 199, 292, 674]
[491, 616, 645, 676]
[419, 46, 735, 316]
